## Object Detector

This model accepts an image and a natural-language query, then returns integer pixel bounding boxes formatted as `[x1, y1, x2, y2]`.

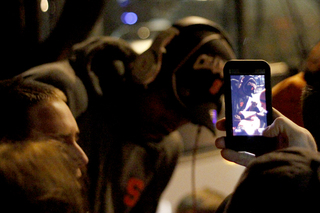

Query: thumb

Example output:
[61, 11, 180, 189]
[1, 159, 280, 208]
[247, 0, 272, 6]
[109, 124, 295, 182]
[262, 117, 287, 138]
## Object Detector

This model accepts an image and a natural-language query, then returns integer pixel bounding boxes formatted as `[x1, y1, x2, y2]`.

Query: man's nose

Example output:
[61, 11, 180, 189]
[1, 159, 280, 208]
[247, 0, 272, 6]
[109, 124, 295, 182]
[73, 142, 89, 167]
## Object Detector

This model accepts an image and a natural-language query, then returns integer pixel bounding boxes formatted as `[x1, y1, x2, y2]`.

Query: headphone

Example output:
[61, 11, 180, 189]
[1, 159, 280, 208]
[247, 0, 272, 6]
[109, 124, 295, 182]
[130, 16, 236, 133]
[131, 16, 235, 86]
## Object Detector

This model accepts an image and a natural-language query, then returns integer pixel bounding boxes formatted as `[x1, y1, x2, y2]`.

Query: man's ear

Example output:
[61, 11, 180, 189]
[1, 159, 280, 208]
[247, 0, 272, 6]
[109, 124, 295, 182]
[130, 27, 179, 87]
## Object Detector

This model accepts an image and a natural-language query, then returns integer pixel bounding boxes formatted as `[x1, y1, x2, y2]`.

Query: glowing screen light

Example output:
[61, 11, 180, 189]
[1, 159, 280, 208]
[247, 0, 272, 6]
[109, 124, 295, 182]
[121, 12, 138, 25]
[40, 0, 49, 12]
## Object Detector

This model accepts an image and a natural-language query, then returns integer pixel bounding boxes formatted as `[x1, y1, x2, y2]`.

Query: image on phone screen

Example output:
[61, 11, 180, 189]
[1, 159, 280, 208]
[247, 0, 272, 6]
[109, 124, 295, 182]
[230, 74, 268, 136]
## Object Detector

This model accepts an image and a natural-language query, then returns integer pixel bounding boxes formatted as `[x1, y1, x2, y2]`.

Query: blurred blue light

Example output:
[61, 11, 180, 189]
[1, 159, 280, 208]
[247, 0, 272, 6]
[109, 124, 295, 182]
[117, 0, 130, 7]
[121, 12, 138, 25]
[210, 109, 218, 125]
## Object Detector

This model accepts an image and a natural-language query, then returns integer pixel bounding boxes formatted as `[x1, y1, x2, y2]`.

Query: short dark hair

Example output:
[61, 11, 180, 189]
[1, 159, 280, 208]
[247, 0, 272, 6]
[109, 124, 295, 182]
[0, 77, 67, 140]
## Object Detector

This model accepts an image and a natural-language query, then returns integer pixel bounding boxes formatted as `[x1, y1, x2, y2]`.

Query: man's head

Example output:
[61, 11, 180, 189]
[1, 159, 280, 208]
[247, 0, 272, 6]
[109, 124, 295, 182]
[239, 75, 256, 97]
[131, 16, 236, 133]
[0, 77, 88, 169]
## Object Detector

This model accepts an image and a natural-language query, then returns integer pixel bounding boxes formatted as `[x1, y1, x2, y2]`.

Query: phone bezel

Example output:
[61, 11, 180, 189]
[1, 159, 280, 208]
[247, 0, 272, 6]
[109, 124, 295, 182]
[223, 59, 274, 155]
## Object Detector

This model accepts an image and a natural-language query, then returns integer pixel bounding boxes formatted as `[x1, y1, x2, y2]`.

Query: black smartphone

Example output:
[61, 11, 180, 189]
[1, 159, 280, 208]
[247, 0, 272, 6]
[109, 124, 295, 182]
[223, 60, 276, 155]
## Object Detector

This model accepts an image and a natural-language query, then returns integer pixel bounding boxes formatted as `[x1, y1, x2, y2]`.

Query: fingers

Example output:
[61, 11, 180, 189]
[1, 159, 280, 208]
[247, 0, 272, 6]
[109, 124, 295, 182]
[263, 117, 286, 138]
[263, 115, 318, 151]
[214, 108, 286, 167]
[215, 137, 254, 167]
[221, 149, 255, 167]
[272, 107, 283, 120]
[216, 118, 226, 131]
[215, 107, 317, 168]
[215, 137, 226, 149]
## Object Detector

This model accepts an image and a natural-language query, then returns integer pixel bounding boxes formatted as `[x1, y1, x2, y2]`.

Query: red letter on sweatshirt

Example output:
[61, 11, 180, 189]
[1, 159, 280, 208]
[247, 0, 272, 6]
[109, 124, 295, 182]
[124, 177, 145, 207]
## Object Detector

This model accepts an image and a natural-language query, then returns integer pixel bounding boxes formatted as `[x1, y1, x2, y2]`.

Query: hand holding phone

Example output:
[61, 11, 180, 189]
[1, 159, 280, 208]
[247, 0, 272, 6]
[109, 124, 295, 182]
[215, 108, 317, 166]
[223, 60, 276, 155]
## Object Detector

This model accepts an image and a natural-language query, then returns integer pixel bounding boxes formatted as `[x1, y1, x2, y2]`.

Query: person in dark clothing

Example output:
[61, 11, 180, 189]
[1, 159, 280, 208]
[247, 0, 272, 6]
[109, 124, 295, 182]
[230, 75, 258, 135]
[218, 147, 320, 213]
[230, 75, 257, 125]
[302, 41, 320, 149]
[20, 16, 236, 213]
[266, 40, 320, 149]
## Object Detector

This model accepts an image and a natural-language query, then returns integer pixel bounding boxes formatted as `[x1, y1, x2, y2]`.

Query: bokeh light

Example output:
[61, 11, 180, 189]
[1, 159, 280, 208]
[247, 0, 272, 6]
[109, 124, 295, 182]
[121, 12, 138, 25]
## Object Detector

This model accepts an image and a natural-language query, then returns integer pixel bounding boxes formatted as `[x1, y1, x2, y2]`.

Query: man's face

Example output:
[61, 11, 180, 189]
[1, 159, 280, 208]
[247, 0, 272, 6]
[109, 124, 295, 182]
[27, 100, 88, 172]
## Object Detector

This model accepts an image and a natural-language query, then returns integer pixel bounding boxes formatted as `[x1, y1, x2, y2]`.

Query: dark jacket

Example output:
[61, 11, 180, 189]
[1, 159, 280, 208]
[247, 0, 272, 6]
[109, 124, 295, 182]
[20, 36, 183, 213]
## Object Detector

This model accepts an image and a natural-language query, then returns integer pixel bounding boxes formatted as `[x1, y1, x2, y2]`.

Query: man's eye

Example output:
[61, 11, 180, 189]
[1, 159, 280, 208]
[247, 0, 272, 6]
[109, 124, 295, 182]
[55, 136, 72, 144]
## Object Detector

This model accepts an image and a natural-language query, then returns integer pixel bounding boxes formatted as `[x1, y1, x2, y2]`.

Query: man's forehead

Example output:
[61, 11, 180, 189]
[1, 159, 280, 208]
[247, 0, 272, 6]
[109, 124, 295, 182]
[29, 99, 68, 115]
[28, 100, 79, 135]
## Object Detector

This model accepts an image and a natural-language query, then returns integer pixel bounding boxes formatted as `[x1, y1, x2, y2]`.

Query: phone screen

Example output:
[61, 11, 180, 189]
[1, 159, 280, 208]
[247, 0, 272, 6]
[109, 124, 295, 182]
[230, 74, 268, 136]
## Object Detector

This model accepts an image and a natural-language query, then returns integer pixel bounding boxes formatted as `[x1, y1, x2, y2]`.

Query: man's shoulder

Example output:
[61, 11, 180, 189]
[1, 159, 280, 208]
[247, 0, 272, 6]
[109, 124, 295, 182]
[21, 60, 76, 80]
